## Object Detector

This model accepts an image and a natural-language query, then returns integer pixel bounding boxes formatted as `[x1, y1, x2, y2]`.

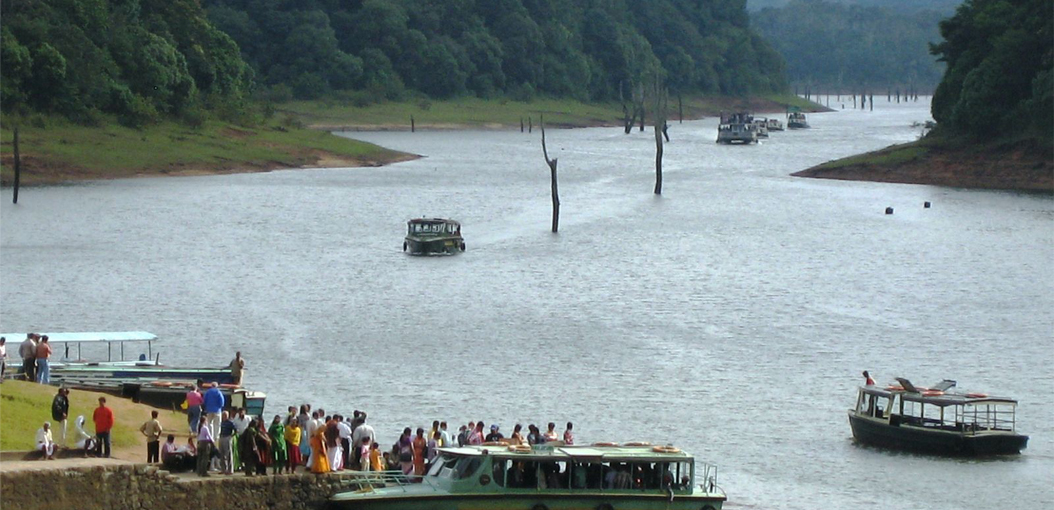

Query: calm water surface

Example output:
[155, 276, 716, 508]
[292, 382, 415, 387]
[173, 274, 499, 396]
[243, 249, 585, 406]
[2, 100, 1052, 510]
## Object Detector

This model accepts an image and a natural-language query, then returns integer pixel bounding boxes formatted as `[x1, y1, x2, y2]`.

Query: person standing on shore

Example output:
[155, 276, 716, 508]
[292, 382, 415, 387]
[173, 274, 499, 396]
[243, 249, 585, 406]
[229, 352, 246, 386]
[203, 382, 225, 440]
[352, 413, 375, 462]
[51, 388, 69, 446]
[19, 334, 37, 382]
[35, 335, 52, 384]
[92, 397, 114, 458]
[284, 418, 302, 474]
[36, 422, 56, 460]
[268, 415, 287, 475]
[397, 428, 413, 475]
[140, 410, 163, 463]
[185, 383, 203, 433]
[369, 442, 383, 471]
[337, 415, 352, 469]
[196, 416, 214, 477]
[1, 337, 8, 383]
[218, 411, 236, 475]
[309, 423, 330, 474]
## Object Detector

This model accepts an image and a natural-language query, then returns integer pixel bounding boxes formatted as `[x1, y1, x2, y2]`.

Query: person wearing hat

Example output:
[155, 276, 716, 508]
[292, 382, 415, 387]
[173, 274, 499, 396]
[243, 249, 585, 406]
[36, 422, 56, 459]
[485, 424, 504, 443]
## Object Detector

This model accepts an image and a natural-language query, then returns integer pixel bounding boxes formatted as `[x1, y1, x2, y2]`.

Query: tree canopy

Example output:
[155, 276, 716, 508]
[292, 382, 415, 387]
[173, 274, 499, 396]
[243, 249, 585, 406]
[752, 0, 948, 91]
[930, 0, 1052, 138]
[0, 0, 254, 126]
[202, 0, 786, 101]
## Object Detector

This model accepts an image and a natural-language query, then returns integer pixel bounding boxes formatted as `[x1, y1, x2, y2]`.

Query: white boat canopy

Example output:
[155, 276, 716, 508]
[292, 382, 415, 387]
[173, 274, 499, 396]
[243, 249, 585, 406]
[0, 331, 159, 361]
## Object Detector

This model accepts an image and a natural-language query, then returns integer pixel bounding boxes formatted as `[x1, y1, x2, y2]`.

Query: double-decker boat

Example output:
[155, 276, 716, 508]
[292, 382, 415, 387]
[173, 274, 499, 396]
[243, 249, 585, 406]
[330, 443, 726, 510]
[848, 378, 1028, 455]
[404, 218, 465, 255]
[716, 112, 758, 144]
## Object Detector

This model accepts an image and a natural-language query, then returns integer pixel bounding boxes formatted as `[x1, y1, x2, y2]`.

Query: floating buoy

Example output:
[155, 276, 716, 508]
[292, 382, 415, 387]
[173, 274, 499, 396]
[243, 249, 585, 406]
[924, 201, 931, 208]
[885, 207, 894, 215]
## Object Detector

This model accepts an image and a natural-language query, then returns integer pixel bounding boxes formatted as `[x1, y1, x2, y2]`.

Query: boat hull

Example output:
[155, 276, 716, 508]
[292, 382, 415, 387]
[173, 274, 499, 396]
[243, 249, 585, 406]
[330, 492, 724, 510]
[787, 122, 809, 129]
[405, 237, 465, 255]
[848, 412, 1028, 455]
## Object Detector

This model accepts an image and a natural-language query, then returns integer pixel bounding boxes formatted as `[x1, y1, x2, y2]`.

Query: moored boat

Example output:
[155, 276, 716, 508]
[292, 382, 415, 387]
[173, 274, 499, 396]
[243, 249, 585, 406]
[786, 109, 809, 129]
[848, 378, 1028, 455]
[404, 218, 465, 255]
[330, 443, 726, 510]
[766, 118, 784, 131]
[752, 118, 770, 138]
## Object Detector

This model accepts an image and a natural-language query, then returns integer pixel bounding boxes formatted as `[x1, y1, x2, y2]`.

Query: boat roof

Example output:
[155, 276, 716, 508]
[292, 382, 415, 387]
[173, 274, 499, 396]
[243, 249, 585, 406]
[437, 444, 692, 462]
[860, 385, 1017, 407]
[408, 217, 459, 225]
[0, 331, 158, 343]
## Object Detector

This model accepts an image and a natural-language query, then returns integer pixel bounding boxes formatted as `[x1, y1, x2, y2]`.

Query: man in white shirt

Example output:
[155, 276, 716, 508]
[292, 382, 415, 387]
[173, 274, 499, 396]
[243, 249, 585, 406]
[36, 422, 56, 460]
[232, 408, 252, 435]
[337, 415, 353, 469]
[439, 421, 453, 449]
[305, 410, 321, 468]
[352, 413, 376, 455]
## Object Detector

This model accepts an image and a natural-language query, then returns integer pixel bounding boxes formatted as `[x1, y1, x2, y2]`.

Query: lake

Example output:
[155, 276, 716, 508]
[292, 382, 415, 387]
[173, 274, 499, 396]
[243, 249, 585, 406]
[2, 99, 1051, 510]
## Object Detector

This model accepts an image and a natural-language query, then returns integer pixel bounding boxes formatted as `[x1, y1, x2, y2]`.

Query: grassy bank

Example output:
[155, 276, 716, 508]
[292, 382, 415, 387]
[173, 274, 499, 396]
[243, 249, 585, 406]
[0, 115, 415, 186]
[279, 93, 826, 130]
[794, 130, 1053, 192]
[0, 380, 185, 455]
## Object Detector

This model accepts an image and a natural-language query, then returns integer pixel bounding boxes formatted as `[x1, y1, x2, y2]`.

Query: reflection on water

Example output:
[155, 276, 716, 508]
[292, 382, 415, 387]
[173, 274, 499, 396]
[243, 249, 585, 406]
[2, 100, 1052, 510]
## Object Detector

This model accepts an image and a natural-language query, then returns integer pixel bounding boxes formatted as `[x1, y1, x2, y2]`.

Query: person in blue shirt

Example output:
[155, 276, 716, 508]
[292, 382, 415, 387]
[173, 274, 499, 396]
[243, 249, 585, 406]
[203, 382, 226, 444]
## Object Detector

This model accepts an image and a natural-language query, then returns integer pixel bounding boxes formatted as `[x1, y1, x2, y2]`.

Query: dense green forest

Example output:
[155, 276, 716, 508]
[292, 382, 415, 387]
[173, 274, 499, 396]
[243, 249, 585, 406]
[930, 0, 1052, 138]
[0, 0, 253, 126]
[202, 0, 786, 102]
[748, 0, 961, 13]
[752, 0, 947, 91]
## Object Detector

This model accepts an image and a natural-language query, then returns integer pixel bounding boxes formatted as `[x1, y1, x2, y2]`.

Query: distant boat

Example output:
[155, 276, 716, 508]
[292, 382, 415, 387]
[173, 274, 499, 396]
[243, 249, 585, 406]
[404, 218, 465, 255]
[787, 108, 809, 129]
[716, 112, 758, 144]
[848, 378, 1028, 455]
[752, 117, 770, 138]
[766, 118, 784, 131]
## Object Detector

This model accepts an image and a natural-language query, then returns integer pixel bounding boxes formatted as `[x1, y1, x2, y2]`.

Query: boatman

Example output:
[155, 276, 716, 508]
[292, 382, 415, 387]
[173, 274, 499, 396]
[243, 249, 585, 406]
[863, 370, 876, 386]
[229, 352, 246, 386]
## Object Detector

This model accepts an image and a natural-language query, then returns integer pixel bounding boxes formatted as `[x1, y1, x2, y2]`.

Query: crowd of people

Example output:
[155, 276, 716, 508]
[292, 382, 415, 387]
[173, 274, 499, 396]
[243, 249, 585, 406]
[3, 333, 55, 384]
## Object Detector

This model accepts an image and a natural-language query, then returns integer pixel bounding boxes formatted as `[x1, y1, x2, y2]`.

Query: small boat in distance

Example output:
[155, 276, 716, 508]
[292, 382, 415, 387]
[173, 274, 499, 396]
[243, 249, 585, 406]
[330, 443, 726, 510]
[787, 108, 809, 129]
[766, 118, 784, 131]
[752, 117, 770, 138]
[717, 112, 758, 144]
[848, 378, 1028, 455]
[404, 218, 465, 255]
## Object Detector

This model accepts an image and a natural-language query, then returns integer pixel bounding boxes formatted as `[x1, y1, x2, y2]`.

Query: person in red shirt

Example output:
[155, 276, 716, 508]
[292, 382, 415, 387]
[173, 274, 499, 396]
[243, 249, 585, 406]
[93, 397, 115, 458]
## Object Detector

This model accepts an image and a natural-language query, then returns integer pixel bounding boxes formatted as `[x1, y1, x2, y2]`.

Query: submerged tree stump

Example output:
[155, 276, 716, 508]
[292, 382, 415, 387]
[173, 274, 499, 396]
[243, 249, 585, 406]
[540, 116, 560, 233]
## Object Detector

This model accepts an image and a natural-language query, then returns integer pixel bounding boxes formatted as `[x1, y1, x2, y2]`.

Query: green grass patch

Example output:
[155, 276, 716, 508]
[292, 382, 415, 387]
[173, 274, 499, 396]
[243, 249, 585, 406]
[0, 114, 407, 185]
[816, 143, 930, 170]
[0, 380, 185, 451]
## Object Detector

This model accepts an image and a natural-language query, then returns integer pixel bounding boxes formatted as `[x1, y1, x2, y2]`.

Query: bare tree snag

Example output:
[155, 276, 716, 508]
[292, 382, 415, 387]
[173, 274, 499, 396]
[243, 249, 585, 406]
[540, 115, 560, 233]
[13, 127, 21, 204]
[653, 79, 667, 195]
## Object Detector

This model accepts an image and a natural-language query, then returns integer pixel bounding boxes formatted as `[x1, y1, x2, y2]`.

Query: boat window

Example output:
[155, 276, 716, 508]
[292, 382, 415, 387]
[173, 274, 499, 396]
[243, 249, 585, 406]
[492, 458, 508, 487]
[454, 457, 482, 480]
[504, 461, 535, 489]
[538, 461, 568, 489]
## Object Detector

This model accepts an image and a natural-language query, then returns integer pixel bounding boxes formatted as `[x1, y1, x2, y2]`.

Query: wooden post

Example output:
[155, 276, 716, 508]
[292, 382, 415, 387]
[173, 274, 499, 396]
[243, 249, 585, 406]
[12, 127, 21, 204]
[520, 118, 524, 133]
[540, 115, 560, 233]
[870, 94, 874, 111]
[678, 93, 683, 124]
[411, 116, 415, 133]
[529, 117, 532, 133]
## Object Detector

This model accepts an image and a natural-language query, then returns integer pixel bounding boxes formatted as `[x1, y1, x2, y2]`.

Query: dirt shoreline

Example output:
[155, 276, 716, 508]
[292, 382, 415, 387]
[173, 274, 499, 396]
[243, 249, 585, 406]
[793, 139, 1053, 192]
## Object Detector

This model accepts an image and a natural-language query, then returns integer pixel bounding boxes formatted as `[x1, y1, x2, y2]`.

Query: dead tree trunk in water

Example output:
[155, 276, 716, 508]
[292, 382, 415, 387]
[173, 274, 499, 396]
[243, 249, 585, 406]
[13, 127, 21, 204]
[540, 116, 560, 233]
[653, 80, 667, 195]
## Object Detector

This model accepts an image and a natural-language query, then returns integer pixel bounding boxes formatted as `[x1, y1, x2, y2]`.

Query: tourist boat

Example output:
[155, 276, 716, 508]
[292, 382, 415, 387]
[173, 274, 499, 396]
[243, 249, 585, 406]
[716, 112, 758, 144]
[0, 331, 236, 384]
[848, 378, 1029, 455]
[330, 443, 726, 510]
[404, 218, 465, 255]
[766, 118, 784, 131]
[752, 118, 770, 138]
[786, 109, 809, 129]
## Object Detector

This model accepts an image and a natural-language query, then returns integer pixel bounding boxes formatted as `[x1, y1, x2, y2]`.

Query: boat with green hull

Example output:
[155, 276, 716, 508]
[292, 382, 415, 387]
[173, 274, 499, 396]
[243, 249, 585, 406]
[404, 218, 465, 255]
[330, 444, 725, 510]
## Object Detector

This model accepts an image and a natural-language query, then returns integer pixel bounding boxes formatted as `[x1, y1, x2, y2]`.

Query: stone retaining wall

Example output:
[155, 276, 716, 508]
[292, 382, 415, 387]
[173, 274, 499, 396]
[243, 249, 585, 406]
[1, 464, 357, 510]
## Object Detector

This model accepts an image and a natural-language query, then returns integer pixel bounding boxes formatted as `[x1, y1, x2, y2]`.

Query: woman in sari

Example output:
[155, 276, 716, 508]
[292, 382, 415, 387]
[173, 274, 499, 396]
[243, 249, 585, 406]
[412, 428, 427, 475]
[309, 423, 330, 474]
[254, 418, 272, 476]
[268, 415, 286, 475]
[284, 417, 302, 474]
[398, 428, 414, 475]
[240, 419, 260, 476]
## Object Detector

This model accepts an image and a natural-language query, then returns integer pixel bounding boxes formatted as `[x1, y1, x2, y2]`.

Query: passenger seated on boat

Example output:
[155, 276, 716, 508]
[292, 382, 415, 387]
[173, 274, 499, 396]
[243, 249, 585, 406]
[571, 462, 588, 489]
[613, 465, 633, 489]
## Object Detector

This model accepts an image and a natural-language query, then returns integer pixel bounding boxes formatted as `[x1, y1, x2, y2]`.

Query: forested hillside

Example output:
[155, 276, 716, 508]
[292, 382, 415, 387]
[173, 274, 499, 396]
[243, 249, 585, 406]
[202, 0, 786, 102]
[930, 0, 1051, 139]
[752, 0, 947, 91]
[748, 0, 961, 13]
[0, 0, 253, 126]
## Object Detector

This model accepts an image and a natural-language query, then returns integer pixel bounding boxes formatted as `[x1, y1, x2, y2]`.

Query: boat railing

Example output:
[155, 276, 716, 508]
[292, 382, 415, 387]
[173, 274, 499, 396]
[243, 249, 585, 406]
[696, 461, 724, 496]
[336, 470, 440, 493]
